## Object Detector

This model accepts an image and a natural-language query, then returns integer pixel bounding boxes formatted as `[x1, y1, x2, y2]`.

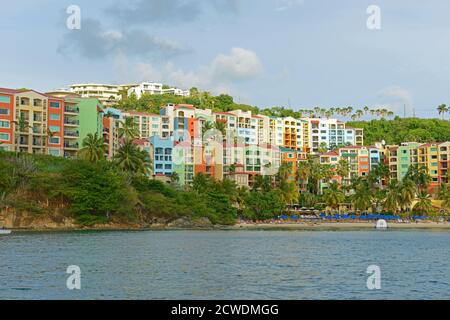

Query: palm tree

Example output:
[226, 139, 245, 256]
[384, 180, 400, 213]
[413, 191, 433, 214]
[114, 141, 151, 175]
[351, 181, 372, 211]
[13, 115, 32, 150]
[214, 121, 227, 136]
[202, 121, 214, 137]
[78, 133, 105, 163]
[336, 159, 350, 179]
[119, 117, 139, 141]
[322, 182, 345, 210]
[406, 165, 431, 193]
[437, 104, 448, 120]
[170, 172, 180, 185]
[296, 160, 311, 191]
[438, 184, 450, 212]
[398, 178, 416, 212]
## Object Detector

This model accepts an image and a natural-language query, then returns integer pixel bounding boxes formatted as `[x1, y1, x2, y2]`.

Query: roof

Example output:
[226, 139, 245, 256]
[126, 111, 159, 117]
[174, 104, 195, 110]
[133, 139, 149, 146]
[322, 151, 339, 156]
[0, 88, 22, 94]
[214, 111, 234, 116]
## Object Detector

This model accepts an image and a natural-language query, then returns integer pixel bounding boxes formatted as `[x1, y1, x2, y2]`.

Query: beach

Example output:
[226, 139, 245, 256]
[230, 221, 450, 231]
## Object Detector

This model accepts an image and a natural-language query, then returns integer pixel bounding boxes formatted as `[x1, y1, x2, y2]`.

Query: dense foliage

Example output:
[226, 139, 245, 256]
[347, 117, 450, 145]
[0, 152, 239, 226]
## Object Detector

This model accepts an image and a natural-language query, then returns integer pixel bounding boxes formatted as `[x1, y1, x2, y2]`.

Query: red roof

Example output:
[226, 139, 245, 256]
[0, 88, 22, 94]
[214, 111, 234, 116]
[322, 151, 339, 156]
[133, 139, 149, 146]
[175, 104, 195, 110]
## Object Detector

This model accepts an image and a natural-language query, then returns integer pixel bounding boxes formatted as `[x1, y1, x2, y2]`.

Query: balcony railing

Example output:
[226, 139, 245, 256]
[64, 106, 79, 113]
[64, 131, 79, 137]
[64, 142, 79, 149]
[64, 119, 80, 125]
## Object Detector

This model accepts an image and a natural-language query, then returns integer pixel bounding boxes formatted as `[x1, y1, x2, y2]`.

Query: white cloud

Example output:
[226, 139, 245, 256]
[376, 86, 414, 115]
[114, 48, 263, 96]
[276, 0, 304, 11]
[211, 48, 263, 80]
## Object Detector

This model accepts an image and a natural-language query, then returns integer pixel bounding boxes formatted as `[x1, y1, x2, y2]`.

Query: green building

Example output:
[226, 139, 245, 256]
[397, 142, 420, 180]
[76, 98, 103, 145]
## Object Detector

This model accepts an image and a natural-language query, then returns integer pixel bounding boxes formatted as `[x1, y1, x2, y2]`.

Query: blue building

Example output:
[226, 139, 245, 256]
[150, 136, 174, 176]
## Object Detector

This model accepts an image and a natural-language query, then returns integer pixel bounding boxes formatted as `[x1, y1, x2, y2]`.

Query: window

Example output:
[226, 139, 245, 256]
[48, 149, 60, 156]
[49, 125, 60, 132]
[50, 114, 60, 121]
[49, 137, 60, 144]
[0, 108, 9, 115]
[0, 133, 10, 141]
[0, 120, 9, 128]
[0, 96, 11, 103]
[50, 101, 60, 109]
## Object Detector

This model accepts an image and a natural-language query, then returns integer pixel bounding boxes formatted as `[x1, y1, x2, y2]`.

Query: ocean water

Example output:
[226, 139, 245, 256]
[0, 230, 449, 300]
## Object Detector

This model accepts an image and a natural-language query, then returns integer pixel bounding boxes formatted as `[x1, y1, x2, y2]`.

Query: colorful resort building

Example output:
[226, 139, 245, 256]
[4, 85, 450, 193]
[0, 88, 102, 157]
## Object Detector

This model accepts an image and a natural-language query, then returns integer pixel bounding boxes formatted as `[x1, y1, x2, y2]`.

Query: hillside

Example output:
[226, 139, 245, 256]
[347, 117, 450, 146]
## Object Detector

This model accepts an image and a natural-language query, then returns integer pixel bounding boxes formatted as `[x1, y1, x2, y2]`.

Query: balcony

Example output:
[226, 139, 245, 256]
[64, 130, 79, 138]
[64, 118, 79, 126]
[64, 142, 79, 149]
[64, 106, 79, 114]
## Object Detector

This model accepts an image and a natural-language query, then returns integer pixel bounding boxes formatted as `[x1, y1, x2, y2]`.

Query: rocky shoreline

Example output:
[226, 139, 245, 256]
[2, 210, 450, 232]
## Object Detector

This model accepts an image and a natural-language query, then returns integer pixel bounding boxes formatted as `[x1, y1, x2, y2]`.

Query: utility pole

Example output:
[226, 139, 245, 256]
[404, 104, 406, 118]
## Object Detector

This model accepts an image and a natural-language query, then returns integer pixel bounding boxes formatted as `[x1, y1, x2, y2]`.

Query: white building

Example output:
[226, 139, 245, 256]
[69, 84, 121, 106]
[162, 88, 190, 97]
[128, 82, 190, 99]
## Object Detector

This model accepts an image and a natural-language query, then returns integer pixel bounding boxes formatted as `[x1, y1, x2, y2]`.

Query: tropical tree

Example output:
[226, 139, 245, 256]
[296, 159, 312, 191]
[437, 104, 448, 120]
[351, 180, 372, 211]
[336, 159, 350, 179]
[406, 165, 431, 193]
[398, 178, 416, 212]
[413, 191, 433, 214]
[119, 117, 139, 141]
[322, 182, 345, 210]
[114, 141, 151, 175]
[384, 180, 400, 213]
[78, 133, 105, 163]
[170, 172, 180, 185]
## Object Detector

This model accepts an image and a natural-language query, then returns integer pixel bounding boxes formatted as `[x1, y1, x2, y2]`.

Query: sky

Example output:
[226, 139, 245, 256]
[1, 0, 450, 118]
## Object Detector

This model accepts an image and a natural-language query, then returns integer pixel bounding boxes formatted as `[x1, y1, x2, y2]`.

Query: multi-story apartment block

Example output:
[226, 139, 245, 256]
[307, 119, 363, 152]
[438, 142, 450, 185]
[69, 84, 121, 106]
[282, 117, 305, 151]
[102, 108, 123, 160]
[0, 88, 103, 157]
[127, 82, 190, 99]
[122, 111, 162, 138]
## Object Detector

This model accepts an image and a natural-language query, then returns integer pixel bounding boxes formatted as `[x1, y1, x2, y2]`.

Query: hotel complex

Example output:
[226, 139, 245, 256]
[2, 85, 450, 192]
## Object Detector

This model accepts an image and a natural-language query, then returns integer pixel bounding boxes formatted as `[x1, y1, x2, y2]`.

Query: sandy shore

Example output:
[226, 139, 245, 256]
[229, 221, 450, 231]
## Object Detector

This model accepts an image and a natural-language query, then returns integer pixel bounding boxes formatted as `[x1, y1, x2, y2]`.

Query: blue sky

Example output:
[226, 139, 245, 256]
[1, 0, 450, 117]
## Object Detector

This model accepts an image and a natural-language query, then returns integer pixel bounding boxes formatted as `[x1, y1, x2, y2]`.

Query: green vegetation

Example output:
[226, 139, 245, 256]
[347, 117, 450, 146]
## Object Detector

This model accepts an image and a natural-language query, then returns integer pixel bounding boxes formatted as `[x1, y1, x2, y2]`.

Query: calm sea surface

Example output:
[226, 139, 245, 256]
[0, 230, 449, 300]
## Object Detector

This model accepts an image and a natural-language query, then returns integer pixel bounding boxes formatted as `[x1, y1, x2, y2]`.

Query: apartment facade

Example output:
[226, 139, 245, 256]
[69, 84, 121, 106]
[0, 87, 103, 157]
